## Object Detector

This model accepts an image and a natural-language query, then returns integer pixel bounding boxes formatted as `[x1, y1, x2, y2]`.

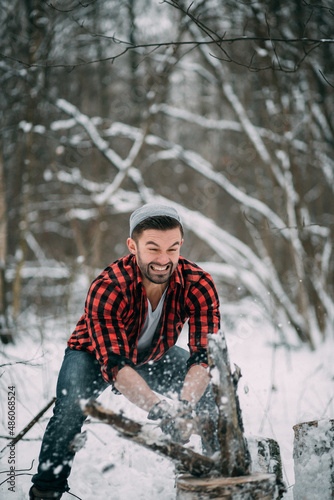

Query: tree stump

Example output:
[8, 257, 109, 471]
[176, 472, 277, 500]
[293, 419, 334, 500]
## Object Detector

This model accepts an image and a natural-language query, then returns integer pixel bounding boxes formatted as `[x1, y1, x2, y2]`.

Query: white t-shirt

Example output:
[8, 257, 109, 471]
[137, 289, 167, 353]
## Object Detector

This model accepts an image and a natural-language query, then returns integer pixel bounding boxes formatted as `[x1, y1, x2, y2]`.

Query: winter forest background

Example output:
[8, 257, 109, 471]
[0, 1, 333, 499]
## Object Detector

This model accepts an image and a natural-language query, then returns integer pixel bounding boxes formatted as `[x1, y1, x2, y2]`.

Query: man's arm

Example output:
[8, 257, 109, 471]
[114, 365, 160, 411]
[115, 363, 211, 444]
[181, 364, 210, 405]
[115, 363, 210, 413]
[187, 273, 220, 379]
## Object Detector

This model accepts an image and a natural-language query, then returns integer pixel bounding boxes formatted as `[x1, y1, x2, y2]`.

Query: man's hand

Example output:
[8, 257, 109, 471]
[147, 399, 194, 443]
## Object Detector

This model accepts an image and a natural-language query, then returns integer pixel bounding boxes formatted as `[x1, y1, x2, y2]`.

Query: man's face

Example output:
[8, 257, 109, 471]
[127, 228, 183, 285]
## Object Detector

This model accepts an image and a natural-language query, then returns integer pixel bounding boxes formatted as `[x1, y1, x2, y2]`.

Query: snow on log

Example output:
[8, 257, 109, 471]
[293, 419, 334, 500]
[83, 400, 217, 477]
[208, 331, 251, 477]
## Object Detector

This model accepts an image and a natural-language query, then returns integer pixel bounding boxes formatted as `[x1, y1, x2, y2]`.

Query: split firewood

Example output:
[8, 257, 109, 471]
[83, 399, 217, 477]
[176, 472, 277, 499]
[208, 331, 251, 477]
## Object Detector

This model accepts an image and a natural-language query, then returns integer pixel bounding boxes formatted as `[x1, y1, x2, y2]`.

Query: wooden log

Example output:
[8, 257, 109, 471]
[83, 400, 217, 477]
[176, 472, 277, 500]
[208, 331, 251, 477]
[293, 419, 334, 500]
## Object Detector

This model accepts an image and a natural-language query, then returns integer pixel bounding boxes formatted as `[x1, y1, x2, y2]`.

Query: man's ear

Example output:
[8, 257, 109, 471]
[127, 237, 137, 255]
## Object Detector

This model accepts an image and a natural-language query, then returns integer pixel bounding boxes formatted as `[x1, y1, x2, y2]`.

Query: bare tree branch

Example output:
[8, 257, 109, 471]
[0, 34, 331, 72]
[0, 398, 56, 456]
[319, 69, 334, 87]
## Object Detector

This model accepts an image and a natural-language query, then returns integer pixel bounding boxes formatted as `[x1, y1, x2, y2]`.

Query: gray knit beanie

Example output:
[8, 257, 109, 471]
[129, 204, 182, 237]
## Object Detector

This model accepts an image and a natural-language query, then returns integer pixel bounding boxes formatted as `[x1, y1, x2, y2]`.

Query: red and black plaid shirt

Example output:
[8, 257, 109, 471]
[68, 254, 220, 384]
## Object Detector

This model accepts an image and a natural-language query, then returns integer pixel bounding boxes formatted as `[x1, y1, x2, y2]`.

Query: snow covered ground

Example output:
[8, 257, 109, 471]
[0, 299, 333, 499]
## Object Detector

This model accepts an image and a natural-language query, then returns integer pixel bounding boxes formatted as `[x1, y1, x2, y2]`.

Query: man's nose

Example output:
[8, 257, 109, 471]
[156, 252, 170, 264]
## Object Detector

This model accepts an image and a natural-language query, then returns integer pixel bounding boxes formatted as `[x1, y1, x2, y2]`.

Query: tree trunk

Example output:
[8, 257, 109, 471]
[0, 143, 12, 343]
[293, 419, 334, 500]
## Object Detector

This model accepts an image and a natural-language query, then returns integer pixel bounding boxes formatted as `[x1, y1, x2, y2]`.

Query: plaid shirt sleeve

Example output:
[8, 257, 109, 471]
[186, 271, 220, 370]
[84, 277, 134, 383]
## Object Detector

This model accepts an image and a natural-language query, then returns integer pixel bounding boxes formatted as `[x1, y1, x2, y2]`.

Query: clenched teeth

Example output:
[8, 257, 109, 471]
[151, 265, 169, 271]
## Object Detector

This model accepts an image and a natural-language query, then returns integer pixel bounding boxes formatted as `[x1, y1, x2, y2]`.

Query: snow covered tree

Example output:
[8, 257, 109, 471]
[0, 0, 333, 348]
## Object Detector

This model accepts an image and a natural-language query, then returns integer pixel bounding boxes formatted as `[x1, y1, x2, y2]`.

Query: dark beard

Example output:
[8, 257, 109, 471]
[140, 262, 174, 284]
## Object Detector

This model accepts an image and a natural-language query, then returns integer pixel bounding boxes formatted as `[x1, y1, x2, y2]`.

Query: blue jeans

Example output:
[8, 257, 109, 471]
[32, 346, 216, 493]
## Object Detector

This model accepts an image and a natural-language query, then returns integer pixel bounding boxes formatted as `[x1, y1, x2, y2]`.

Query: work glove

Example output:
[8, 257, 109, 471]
[147, 399, 194, 444]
